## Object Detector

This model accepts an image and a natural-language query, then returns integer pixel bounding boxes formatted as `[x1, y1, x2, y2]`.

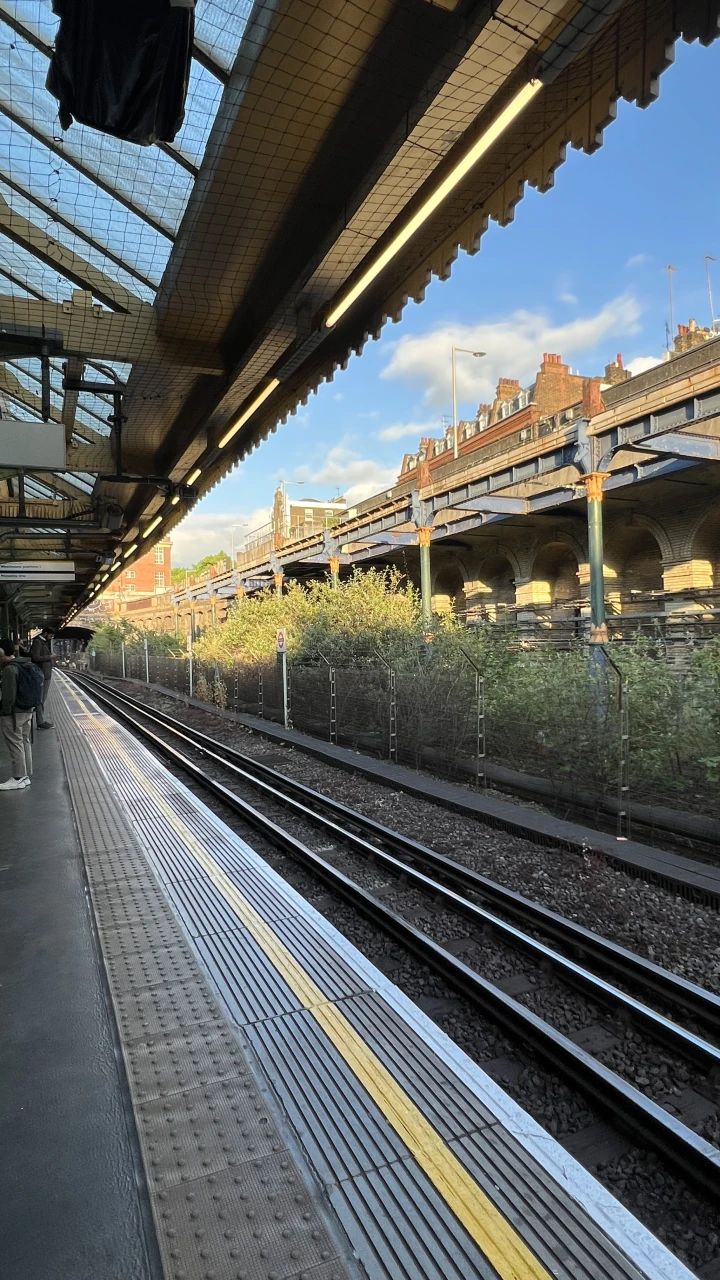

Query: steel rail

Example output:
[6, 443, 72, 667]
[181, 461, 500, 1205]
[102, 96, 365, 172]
[75, 671, 720, 1037]
[69, 671, 720, 1202]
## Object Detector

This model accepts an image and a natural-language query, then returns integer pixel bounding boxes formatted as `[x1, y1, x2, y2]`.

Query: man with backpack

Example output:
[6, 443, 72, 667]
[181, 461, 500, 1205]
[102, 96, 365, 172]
[30, 625, 57, 728]
[0, 637, 44, 790]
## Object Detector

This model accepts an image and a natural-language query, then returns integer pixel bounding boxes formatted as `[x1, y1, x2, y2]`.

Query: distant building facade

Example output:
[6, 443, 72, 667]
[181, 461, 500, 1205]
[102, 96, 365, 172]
[102, 538, 172, 611]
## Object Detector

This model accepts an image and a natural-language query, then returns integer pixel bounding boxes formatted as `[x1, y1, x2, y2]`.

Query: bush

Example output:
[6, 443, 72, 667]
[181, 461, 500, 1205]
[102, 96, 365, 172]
[90, 618, 180, 656]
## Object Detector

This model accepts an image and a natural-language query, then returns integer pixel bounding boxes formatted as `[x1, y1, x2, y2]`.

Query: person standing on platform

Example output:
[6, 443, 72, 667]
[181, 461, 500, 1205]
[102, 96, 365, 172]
[0, 638, 43, 791]
[30, 626, 57, 729]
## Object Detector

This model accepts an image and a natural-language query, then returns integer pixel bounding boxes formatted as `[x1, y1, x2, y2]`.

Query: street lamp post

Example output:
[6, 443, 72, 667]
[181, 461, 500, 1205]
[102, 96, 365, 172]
[705, 255, 716, 329]
[452, 348, 485, 459]
[230, 523, 247, 563]
[278, 479, 306, 539]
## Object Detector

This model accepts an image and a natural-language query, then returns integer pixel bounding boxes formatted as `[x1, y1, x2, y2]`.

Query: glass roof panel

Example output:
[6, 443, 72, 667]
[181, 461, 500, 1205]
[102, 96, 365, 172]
[0, 179, 156, 304]
[0, 231, 79, 299]
[195, 0, 252, 75]
[172, 59, 223, 169]
[0, 37, 192, 235]
[0, 117, 172, 283]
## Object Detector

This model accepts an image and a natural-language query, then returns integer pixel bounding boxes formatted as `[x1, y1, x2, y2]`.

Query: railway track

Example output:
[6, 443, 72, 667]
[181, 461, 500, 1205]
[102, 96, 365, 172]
[71, 670, 720, 1208]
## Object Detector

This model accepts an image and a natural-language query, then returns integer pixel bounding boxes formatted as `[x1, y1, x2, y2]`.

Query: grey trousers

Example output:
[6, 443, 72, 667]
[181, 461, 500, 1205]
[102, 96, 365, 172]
[36, 672, 52, 725]
[1, 709, 33, 778]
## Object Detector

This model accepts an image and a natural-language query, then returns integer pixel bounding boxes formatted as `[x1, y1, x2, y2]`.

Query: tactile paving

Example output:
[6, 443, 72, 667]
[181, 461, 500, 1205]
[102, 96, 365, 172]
[154, 1154, 344, 1280]
[115, 976, 226, 1043]
[56, 678, 355, 1280]
[137, 1077, 285, 1190]
[125, 1023, 250, 1103]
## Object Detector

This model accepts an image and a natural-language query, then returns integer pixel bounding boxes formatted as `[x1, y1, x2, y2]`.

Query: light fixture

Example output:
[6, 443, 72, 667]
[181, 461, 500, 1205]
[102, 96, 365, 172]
[123, 543, 138, 559]
[218, 379, 280, 449]
[101, 573, 109, 582]
[142, 515, 162, 539]
[325, 79, 542, 328]
[186, 467, 202, 485]
[171, 494, 180, 506]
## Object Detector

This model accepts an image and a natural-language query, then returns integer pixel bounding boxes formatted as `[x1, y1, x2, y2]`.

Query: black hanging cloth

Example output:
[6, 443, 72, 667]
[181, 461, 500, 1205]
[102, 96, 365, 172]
[46, 0, 195, 146]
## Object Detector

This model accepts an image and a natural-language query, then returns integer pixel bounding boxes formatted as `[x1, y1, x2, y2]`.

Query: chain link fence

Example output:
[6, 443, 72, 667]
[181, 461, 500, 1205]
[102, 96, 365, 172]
[84, 643, 719, 832]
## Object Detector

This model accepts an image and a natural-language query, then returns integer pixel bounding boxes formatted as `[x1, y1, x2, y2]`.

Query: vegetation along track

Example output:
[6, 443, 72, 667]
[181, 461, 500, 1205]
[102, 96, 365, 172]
[71, 672, 720, 1253]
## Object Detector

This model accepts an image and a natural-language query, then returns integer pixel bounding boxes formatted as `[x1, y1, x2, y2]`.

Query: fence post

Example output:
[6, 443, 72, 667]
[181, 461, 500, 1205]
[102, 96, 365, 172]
[121, 640, 126, 679]
[258, 669, 264, 718]
[188, 631, 194, 699]
[329, 666, 337, 744]
[389, 667, 397, 763]
[374, 650, 396, 762]
[282, 653, 291, 729]
[461, 648, 486, 791]
[233, 664, 239, 712]
[143, 636, 149, 684]
[601, 647, 631, 841]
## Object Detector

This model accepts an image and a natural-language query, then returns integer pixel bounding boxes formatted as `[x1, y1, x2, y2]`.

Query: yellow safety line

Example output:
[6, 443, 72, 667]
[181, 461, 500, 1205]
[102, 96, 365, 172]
[64, 681, 553, 1280]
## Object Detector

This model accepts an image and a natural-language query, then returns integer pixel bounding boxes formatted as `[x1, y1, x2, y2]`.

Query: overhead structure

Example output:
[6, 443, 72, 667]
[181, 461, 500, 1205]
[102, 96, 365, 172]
[0, 0, 717, 632]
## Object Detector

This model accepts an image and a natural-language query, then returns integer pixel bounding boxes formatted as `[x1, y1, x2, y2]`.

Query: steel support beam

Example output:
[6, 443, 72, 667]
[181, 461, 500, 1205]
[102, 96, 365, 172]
[0, 296, 222, 369]
[632, 431, 720, 461]
[0, 102, 175, 242]
[0, 194, 145, 313]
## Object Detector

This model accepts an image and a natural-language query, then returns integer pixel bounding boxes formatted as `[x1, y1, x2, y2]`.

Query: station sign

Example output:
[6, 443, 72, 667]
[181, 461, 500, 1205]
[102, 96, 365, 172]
[0, 560, 75, 582]
[0, 420, 66, 469]
[276, 627, 287, 654]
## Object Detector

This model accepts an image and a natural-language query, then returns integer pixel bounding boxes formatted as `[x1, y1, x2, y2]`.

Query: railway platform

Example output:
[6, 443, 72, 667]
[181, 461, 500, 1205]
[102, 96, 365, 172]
[0, 672, 702, 1280]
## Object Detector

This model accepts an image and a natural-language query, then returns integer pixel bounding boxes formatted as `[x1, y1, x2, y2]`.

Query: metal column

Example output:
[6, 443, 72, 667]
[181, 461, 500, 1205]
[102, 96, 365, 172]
[329, 555, 340, 590]
[418, 526, 433, 635]
[580, 472, 610, 644]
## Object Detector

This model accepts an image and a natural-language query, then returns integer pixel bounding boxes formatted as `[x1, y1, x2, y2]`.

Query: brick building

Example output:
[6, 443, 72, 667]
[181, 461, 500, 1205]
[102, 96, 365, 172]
[104, 538, 172, 608]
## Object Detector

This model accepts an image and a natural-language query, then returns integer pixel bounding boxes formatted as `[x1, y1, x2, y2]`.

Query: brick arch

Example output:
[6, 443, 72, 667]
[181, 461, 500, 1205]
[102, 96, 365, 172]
[472, 549, 517, 609]
[432, 561, 467, 614]
[690, 508, 720, 588]
[604, 524, 663, 602]
[529, 540, 581, 608]
[682, 502, 720, 562]
[530, 528, 587, 567]
[626, 514, 675, 565]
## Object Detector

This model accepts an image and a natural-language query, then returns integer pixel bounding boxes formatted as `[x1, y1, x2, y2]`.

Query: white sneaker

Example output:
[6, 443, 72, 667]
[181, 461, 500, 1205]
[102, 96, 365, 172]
[0, 775, 30, 790]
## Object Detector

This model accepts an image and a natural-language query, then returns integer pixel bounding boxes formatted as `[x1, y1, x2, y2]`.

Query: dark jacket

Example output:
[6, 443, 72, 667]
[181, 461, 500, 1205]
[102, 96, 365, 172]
[1, 657, 33, 716]
[30, 634, 53, 678]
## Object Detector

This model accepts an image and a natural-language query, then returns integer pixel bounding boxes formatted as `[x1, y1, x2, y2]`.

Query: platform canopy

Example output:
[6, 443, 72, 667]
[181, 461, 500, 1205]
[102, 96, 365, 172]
[0, 0, 717, 629]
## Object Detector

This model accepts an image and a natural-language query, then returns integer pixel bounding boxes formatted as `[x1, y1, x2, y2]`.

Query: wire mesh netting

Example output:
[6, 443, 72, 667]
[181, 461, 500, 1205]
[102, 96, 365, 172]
[87, 643, 720, 826]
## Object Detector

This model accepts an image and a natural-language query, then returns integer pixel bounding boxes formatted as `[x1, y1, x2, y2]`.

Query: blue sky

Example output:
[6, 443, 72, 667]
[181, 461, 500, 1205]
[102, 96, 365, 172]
[171, 36, 720, 565]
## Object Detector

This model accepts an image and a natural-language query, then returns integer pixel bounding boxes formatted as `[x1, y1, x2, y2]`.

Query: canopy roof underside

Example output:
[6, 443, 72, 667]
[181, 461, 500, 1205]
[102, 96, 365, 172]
[0, 0, 716, 627]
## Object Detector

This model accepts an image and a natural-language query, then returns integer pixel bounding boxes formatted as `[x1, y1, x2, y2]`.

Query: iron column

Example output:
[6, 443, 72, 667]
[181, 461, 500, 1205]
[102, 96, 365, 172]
[418, 526, 433, 634]
[580, 472, 610, 643]
[329, 555, 340, 590]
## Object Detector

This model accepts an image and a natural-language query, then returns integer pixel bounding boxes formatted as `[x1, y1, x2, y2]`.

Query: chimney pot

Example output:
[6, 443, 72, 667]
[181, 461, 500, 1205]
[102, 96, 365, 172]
[617, 352, 623, 367]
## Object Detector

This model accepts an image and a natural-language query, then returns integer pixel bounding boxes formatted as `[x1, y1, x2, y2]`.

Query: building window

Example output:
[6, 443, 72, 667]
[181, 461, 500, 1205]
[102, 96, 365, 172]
[304, 508, 314, 522]
[155, 571, 165, 589]
[125, 570, 135, 579]
[154, 546, 164, 564]
[126, 584, 135, 594]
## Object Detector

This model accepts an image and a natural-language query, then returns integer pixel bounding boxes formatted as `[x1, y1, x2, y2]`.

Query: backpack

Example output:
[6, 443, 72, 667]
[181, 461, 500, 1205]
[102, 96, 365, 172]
[15, 662, 45, 710]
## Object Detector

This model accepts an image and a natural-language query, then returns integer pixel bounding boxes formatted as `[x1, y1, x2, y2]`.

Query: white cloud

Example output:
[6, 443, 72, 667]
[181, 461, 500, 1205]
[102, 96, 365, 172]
[625, 253, 649, 268]
[626, 354, 662, 376]
[169, 506, 270, 567]
[293, 443, 399, 504]
[380, 294, 642, 407]
[558, 291, 578, 304]
[375, 420, 439, 443]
